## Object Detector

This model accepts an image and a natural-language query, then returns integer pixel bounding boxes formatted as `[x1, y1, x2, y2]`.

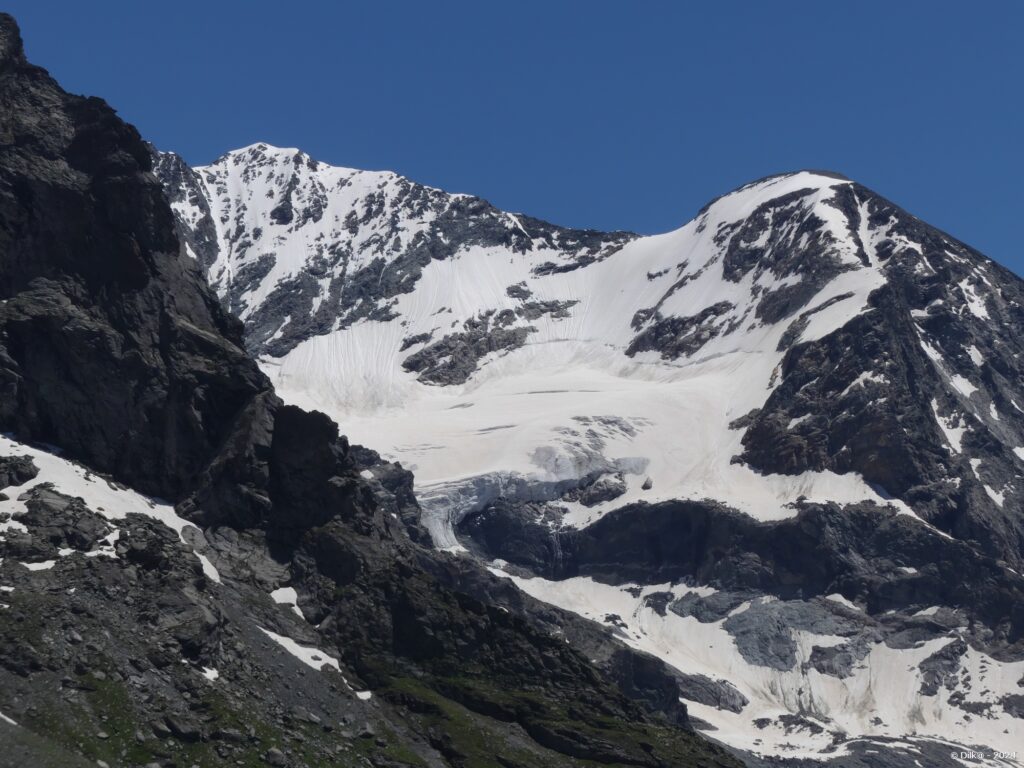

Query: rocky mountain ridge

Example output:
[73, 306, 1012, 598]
[154, 144, 633, 361]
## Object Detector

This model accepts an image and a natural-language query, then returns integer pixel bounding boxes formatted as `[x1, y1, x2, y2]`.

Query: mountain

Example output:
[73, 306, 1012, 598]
[0, 14, 743, 768]
[156, 142, 1024, 764]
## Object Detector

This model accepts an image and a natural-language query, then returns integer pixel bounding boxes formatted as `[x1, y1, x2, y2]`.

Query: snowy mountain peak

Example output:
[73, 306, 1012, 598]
[156, 145, 1020, 542]
[220, 141, 317, 164]
[153, 145, 1024, 552]
[153, 145, 1024, 764]
[154, 144, 634, 358]
[698, 168, 851, 213]
[212, 141, 402, 190]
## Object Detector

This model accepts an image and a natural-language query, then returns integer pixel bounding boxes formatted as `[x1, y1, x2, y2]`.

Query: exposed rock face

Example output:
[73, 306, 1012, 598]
[463, 498, 1024, 643]
[460, 495, 1024, 762]
[0, 455, 36, 489]
[149, 146, 220, 270]
[0, 14, 738, 768]
[626, 300, 736, 359]
[0, 21, 269, 510]
[672, 673, 749, 714]
[563, 473, 628, 507]
[402, 311, 535, 385]
[738, 192, 1024, 566]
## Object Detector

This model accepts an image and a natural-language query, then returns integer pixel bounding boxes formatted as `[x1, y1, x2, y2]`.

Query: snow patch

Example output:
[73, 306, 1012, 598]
[920, 339, 978, 399]
[984, 486, 1005, 507]
[195, 553, 221, 583]
[839, 371, 887, 397]
[20, 560, 55, 571]
[257, 627, 340, 673]
[958, 279, 990, 320]
[270, 586, 304, 619]
[0, 435, 218, 583]
[930, 400, 966, 453]
[950, 374, 978, 399]
[824, 593, 861, 611]
[787, 414, 812, 430]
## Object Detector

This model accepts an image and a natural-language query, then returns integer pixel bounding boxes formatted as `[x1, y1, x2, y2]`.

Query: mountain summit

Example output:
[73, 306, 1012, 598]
[158, 143, 1024, 764]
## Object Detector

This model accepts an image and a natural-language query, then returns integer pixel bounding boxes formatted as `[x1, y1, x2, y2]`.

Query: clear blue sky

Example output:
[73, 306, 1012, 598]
[8, 1, 1022, 271]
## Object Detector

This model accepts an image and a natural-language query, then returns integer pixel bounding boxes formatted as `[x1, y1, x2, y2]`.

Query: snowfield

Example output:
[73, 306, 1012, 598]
[253, 170, 911, 546]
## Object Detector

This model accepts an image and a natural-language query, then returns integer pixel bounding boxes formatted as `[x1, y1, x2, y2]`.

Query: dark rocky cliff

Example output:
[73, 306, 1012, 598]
[0, 12, 271, 515]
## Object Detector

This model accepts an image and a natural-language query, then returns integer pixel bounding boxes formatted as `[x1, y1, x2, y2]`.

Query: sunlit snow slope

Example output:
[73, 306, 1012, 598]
[159, 150, 925, 538]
